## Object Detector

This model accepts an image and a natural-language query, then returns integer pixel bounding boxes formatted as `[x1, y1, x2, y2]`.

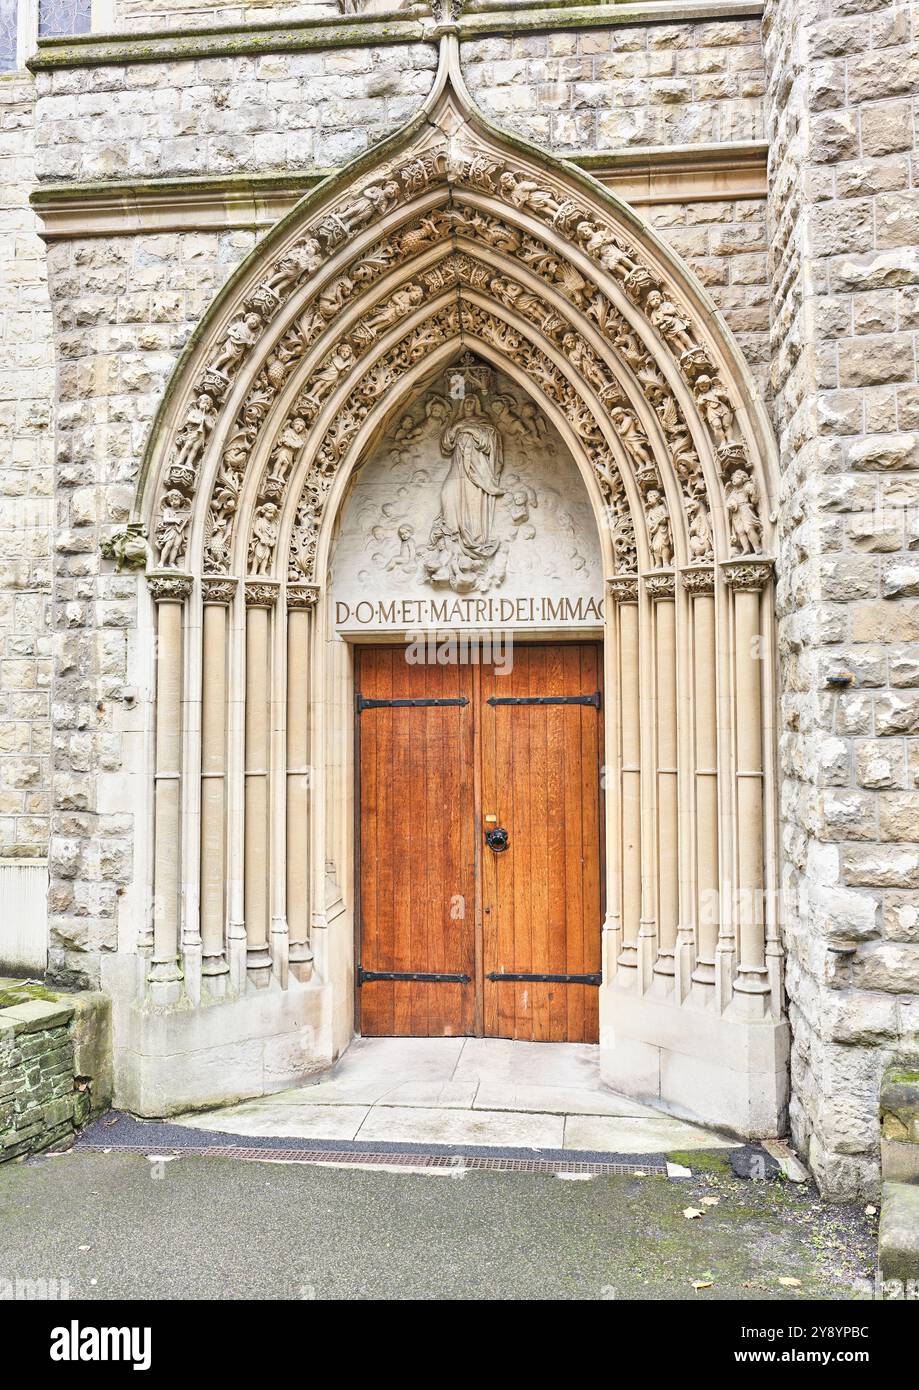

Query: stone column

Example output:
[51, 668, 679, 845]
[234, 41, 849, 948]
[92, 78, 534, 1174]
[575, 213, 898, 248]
[608, 577, 640, 980]
[647, 571, 678, 984]
[244, 580, 278, 985]
[147, 573, 192, 1004]
[286, 584, 318, 983]
[722, 558, 773, 1018]
[199, 577, 236, 994]
[683, 566, 719, 996]
[601, 580, 622, 975]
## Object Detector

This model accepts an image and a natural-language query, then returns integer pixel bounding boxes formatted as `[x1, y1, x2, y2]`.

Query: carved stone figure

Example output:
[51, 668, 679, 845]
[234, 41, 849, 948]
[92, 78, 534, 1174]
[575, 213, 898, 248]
[725, 467, 763, 554]
[693, 374, 736, 447]
[385, 524, 417, 573]
[209, 312, 262, 376]
[423, 393, 506, 593]
[645, 488, 673, 568]
[172, 393, 218, 471]
[155, 489, 191, 567]
[610, 406, 655, 470]
[249, 501, 280, 575]
[645, 290, 696, 355]
[262, 238, 322, 297]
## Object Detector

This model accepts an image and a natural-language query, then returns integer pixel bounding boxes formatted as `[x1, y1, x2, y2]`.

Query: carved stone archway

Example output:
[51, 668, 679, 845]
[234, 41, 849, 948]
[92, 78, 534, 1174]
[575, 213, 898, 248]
[127, 34, 787, 1133]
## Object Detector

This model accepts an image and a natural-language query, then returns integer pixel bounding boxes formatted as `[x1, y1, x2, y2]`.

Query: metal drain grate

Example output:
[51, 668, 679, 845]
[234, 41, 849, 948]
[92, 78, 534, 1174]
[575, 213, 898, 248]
[76, 1141, 667, 1176]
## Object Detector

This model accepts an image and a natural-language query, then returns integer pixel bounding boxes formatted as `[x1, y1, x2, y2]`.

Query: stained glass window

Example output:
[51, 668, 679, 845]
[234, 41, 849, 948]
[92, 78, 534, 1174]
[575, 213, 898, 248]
[38, 0, 90, 37]
[0, 0, 17, 73]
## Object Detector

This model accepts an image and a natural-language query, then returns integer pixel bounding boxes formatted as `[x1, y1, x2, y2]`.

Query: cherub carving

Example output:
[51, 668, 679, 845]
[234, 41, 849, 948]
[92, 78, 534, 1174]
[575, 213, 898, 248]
[300, 343, 356, 414]
[385, 524, 417, 574]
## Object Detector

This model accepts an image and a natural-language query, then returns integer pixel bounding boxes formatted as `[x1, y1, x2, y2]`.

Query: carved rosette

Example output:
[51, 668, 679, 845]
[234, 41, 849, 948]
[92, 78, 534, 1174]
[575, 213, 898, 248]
[719, 557, 774, 592]
[201, 576, 238, 605]
[287, 584, 321, 610]
[147, 573, 194, 604]
[607, 576, 639, 604]
[644, 571, 676, 600]
[244, 580, 281, 608]
[681, 565, 716, 596]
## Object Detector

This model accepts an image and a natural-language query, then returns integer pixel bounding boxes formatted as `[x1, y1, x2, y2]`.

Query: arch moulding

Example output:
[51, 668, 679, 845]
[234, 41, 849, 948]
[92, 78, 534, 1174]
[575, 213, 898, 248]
[113, 33, 788, 1135]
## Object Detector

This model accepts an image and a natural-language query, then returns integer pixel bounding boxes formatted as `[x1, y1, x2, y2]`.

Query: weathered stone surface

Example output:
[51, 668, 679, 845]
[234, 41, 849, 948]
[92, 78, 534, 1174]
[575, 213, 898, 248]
[879, 1182, 919, 1280]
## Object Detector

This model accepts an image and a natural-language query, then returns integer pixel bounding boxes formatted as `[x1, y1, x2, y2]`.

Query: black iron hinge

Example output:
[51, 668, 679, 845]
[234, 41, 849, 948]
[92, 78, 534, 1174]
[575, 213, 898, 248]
[486, 971, 602, 985]
[357, 696, 469, 711]
[486, 693, 601, 708]
[358, 967, 472, 985]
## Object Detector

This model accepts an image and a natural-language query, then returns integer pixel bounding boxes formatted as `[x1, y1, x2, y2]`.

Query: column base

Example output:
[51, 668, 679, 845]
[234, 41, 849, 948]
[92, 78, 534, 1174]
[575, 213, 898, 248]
[599, 979, 790, 1138]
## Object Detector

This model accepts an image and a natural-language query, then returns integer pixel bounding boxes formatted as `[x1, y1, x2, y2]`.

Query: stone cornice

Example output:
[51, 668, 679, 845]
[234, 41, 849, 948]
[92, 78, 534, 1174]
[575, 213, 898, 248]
[31, 141, 767, 239]
[27, 2, 764, 71]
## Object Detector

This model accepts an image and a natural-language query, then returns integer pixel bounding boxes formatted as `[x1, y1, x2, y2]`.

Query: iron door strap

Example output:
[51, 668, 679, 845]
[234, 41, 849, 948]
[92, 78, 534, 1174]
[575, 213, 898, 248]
[357, 695, 469, 711]
[358, 967, 471, 985]
[486, 693, 601, 708]
[486, 971, 602, 985]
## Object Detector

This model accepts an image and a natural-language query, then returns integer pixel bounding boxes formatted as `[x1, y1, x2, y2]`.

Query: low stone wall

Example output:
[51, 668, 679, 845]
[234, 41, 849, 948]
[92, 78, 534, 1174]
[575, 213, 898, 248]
[0, 980, 111, 1161]
[878, 1065, 919, 1283]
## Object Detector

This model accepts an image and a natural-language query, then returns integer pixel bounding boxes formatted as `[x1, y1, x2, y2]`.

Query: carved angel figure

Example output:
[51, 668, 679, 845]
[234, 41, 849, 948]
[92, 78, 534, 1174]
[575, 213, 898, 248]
[561, 334, 607, 393]
[263, 238, 322, 298]
[645, 488, 673, 568]
[335, 180, 400, 236]
[499, 171, 567, 222]
[645, 290, 696, 355]
[209, 312, 262, 376]
[693, 374, 736, 447]
[156, 489, 191, 567]
[725, 468, 763, 554]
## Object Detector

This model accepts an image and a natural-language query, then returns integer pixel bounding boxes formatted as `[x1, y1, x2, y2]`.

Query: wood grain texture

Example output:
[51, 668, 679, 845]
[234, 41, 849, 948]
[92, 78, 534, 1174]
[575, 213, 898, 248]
[357, 644, 602, 1041]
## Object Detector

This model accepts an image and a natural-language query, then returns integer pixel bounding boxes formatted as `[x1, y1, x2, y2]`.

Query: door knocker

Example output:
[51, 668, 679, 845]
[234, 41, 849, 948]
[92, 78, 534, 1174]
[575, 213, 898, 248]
[485, 827, 509, 853]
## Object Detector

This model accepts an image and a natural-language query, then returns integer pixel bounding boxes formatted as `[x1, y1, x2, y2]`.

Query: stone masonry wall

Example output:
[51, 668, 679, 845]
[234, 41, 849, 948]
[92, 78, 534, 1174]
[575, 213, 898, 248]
[0, 992, 86, 1161]
[765, 0, 919, 1199]
[0, 72, 54, 864]
[46, 226, 256, 985]
[462, 18, 766, 150]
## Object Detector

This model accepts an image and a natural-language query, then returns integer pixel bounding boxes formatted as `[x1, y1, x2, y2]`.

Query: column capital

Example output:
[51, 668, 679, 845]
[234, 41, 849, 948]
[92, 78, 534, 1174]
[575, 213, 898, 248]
[644, 569, 675, 600]
[681, 564, 715, 595]
[201, 575, 238, 605]
[244, 579, 281, 608]
[147, 571, 193, 604]
[719, 556, 774, 592]
[287, 583, 321, 610]
[606, 574, 639, 603]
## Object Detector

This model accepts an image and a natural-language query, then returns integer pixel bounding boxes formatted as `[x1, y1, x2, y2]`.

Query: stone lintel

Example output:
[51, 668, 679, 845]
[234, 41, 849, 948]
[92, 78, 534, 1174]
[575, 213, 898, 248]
[31, 141, 767, 240]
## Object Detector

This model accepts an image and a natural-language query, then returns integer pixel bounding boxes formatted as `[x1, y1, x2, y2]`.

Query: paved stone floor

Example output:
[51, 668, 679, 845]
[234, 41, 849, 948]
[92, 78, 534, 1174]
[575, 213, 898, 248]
[174, 1037, 740, 1153]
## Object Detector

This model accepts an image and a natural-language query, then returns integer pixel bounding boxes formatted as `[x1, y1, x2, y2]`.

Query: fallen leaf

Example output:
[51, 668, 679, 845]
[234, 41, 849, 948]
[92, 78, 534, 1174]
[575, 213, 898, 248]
[692, 1279, 713, 1291]
[777, 1277, 801, 1287]
[683, 1207, 704, 1219]
[701, 1196, 720, 1206]
[865, 1205, 877, 1217]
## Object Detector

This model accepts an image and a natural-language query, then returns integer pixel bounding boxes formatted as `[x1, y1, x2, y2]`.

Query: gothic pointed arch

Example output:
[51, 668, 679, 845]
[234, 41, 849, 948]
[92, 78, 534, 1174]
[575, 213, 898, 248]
[131, 33, 788, 1142]
[137, 34, 777, 590]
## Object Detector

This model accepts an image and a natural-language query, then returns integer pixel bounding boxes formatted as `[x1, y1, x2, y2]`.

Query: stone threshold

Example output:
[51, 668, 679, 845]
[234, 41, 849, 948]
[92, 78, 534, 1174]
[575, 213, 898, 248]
[27, 2, 764, 71]
[31, 141, 767, 238]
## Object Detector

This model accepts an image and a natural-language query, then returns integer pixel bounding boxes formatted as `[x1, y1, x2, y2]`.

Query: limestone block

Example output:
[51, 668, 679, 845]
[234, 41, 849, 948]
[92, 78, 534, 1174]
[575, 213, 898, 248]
[879, 1182, 919, 1280]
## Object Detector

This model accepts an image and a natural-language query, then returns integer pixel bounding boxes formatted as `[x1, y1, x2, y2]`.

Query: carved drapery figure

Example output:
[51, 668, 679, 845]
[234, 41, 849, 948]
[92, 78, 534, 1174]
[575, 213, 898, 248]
[423, 394, 506, 594]
[725, 467, 763, 555]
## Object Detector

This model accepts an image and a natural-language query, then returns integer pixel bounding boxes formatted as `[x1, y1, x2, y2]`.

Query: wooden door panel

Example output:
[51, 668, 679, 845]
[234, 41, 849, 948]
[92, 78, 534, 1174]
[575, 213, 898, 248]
[481, 645, 602, 1043]
[357, 648, 476, 1037]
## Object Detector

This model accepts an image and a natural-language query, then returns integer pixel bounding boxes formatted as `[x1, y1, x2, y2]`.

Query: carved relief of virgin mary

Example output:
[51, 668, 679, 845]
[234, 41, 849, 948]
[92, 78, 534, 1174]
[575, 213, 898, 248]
[423, 393, 506, 593]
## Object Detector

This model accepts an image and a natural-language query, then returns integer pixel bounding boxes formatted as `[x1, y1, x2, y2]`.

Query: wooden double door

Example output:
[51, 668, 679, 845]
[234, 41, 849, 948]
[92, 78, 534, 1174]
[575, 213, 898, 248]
[356, 643, 603, 1043]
